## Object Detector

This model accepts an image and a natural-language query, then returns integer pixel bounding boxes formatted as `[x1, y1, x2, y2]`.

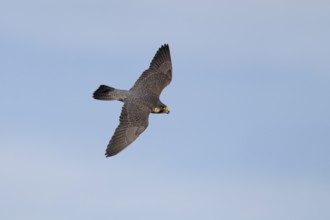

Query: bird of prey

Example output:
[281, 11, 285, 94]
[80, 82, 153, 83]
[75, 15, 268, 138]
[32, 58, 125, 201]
[93, 44, 172, 157]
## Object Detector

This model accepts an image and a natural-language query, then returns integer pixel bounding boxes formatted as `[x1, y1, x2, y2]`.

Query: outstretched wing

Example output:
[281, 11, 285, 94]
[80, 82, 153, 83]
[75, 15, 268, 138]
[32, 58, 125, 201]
[131, 44, 172, 97]
[105, 103, 150, 157]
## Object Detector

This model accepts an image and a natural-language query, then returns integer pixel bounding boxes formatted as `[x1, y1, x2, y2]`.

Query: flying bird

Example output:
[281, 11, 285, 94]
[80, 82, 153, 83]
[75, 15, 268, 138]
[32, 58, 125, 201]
[93, 44, 172, 157]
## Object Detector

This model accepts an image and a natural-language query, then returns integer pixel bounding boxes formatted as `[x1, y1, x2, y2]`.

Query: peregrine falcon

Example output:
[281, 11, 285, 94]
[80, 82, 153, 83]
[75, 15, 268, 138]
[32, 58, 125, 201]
[93, 44, 172, 157]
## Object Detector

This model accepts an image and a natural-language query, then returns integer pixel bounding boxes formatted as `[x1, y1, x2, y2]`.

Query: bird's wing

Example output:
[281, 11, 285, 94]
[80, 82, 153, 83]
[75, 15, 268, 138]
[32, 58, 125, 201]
[105, 102, 150, 157]
[131, 44, 172, 97]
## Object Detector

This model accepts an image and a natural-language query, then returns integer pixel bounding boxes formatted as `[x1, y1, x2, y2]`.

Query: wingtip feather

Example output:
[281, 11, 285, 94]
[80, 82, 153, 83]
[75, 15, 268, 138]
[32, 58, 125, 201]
[149, 43, 171, 70]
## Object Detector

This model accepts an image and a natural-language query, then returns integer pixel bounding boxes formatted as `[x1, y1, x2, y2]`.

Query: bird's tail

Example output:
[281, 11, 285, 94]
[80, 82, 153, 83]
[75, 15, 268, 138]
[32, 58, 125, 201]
[93, 85, 129, 102]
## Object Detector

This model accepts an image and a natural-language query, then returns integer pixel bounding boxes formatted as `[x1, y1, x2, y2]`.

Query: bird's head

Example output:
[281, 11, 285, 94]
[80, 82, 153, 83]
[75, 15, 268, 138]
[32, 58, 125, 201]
[152, 106, 170, 114]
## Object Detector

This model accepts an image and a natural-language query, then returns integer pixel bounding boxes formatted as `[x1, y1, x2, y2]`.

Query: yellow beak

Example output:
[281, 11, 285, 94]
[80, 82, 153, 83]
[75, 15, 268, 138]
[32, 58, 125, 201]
[163, 106, 170, 114]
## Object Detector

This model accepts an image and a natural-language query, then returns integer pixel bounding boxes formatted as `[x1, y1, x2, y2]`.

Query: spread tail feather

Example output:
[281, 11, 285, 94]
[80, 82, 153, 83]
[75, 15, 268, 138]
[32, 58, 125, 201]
[93, 85, 128, 101]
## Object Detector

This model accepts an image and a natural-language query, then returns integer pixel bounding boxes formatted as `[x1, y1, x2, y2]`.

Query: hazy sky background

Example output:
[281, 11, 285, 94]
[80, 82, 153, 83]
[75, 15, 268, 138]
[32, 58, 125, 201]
[1, 0, 330, 219]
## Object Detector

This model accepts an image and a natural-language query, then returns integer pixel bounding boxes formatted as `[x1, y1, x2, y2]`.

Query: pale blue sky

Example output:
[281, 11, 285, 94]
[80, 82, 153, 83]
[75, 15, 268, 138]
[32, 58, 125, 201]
[1, 0, 330, 219]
